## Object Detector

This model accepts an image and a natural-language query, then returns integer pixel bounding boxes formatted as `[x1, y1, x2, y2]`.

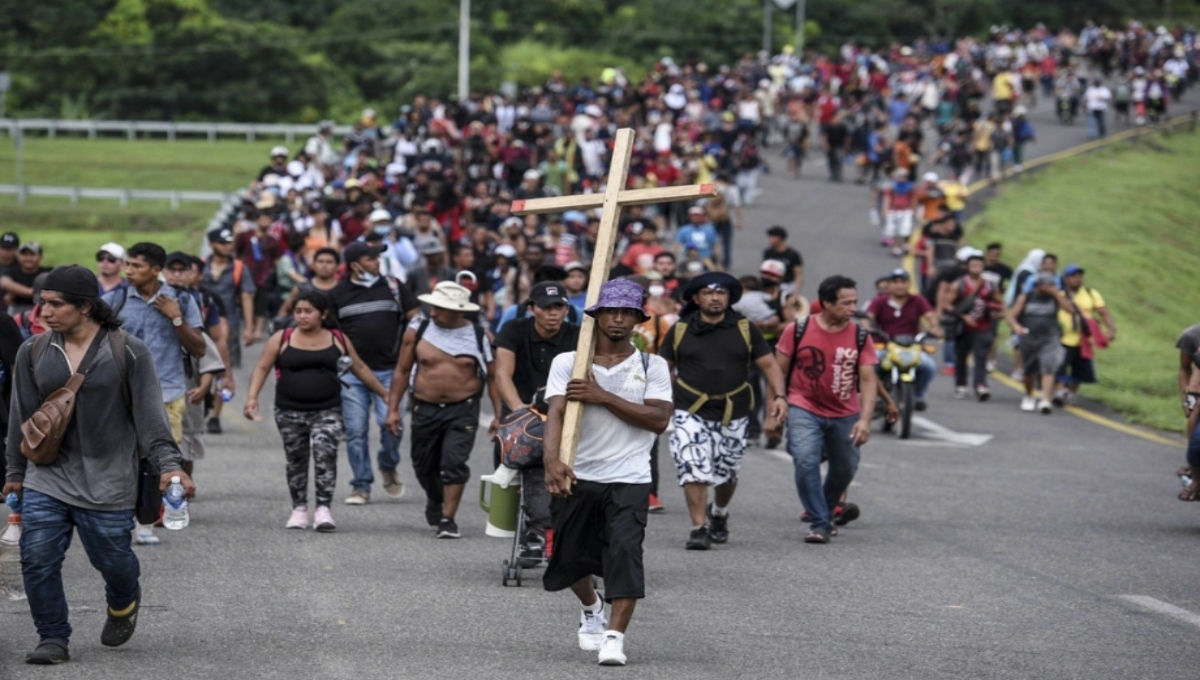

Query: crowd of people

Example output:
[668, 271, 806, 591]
[0, 16, 1193, 667]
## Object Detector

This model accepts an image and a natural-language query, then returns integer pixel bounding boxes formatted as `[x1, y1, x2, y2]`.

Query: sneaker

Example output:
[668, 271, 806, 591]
[313, 506, 336, 532]
[975, 386, 991, 402]
[914, 400, 927, 412]
[25, 639, 69, 665]
[133, 525, 160, 546]
[686, 526, 711, 550]
[286, 507, 309, 529]
[834, 503, 860, 527]
[100, 596, 139, 647]
[437, 517, 461, 539]
[986, 360, 997, 372]
[425, 502, 444, 528]
[381, 470, 405, 500]
[1037, 399, 1053, 415]
[942, 365, 956, 376]
[518, 537, 545, 569]
[598, 633, 627, 666]
[205, 417, 222, 435]
[1011, 369, 1025, 381]
[955, 386, 969, 399]
[1020, 396, 1037, 412]
[707, 505, 729, 544]
[344, 490, 369, 505]
[578, 606, 608, 651]
[1051, 389, 1067, 407]
[766, 434, 782, 448]
[647, 493, 664, 513]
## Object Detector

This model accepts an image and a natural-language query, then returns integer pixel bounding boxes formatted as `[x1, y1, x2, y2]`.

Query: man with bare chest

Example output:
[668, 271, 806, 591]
[387, 281, 500, 538]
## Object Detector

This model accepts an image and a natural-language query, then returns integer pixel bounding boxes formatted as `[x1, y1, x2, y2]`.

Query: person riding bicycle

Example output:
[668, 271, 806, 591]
[865, 268, 943, 412]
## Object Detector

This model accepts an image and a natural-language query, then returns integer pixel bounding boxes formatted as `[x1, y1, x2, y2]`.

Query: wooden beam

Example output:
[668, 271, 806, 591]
[557, 128, 635, 468]
[512, 183, 716, 215]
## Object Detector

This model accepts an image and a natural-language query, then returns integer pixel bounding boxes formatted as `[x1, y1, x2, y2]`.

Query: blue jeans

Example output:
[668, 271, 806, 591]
[20, 489, 140, 643]
[342, 369, 401, 492]
[876, 349, 937, 401]
[1188, 426, 1200, 469]
[785, 407, 861, 532]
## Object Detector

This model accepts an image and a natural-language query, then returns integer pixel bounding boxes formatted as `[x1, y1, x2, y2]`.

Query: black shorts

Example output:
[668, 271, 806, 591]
[410, 397, 480, 490]
[252, 287, 271, 317]
[1056, 345, 1096, 384]
[543, 481, 650, 601]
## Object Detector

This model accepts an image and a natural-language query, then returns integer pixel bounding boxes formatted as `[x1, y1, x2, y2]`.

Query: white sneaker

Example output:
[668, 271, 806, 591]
[955, 386, 969, 399]
[133, 525, 160, 546]
[344, 490, 369, 505]
[313, 506, 336, 532]
[1020, 396, 1036, 412]
[986, 361, 997, 373]
[598, 632, 627, 666]
[286, 507, 309, 529]
[578, 606, 608, 651]
[1010, 369, 1025, 381]
[1037, 399, 1053, 415]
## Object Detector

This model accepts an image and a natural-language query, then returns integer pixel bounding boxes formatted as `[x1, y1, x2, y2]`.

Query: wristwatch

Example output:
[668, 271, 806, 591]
[172, 317, 183, 327]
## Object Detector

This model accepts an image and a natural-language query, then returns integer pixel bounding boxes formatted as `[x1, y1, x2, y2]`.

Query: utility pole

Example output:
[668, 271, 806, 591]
[15, 125, 23, 205]
[458, 0, 470, 102]
[796, 0, 806, 53]
[763, 0, 773, 56]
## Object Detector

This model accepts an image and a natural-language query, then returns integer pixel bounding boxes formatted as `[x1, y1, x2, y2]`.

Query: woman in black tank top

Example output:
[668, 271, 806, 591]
[244, 290, 392, 532]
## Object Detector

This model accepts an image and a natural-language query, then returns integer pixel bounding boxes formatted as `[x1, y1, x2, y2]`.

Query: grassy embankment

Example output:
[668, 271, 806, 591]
[0, 137, 269, 265]
[969, 129, 1200, 432]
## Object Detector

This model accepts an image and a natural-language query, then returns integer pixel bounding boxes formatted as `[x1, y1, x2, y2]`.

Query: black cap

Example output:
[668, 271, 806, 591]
[165, 251, 192, 268]
[527, 281, 570, 308]
[343, 241, 386, 263]
[42, 266, 100, 301]
[0, 232, 18, 249]
[207, 227, 234, 244]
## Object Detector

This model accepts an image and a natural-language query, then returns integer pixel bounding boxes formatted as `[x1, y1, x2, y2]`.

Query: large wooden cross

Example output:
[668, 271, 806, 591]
[513, 127, 715, 468]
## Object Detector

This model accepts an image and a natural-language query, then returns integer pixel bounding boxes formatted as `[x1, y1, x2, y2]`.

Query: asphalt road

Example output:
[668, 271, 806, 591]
[3, 93, 1199, 679]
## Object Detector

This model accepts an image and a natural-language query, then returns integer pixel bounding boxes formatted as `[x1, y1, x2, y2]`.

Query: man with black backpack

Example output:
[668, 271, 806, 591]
[659, 272, 785, 550]
[775, 275, 879, 545]
[104, 243, 206, 546]
[5, 265, 194, 665]
[386, 281, 500, 539]
[329, 241, 420, 505]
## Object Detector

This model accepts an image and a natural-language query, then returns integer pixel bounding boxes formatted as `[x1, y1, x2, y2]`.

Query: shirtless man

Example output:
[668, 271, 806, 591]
[386, 281, 500, 538]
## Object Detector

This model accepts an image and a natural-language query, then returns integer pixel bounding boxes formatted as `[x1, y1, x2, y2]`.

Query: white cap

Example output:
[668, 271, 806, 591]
[368, 209, 392, 224]
[523, 169, 542, 181]
[494, 244, 518, 259]
[956, 246, 982, 262]
[1013, 105, 1027, 116]
[270, 146, 289, 158]
[97, 242, 126, 260]
[584, 104, 603, 117]
[922, 171, 939, 182]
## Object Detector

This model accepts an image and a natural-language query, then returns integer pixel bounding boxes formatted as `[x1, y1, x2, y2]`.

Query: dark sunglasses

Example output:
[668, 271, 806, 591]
[96, 253, 120, 264]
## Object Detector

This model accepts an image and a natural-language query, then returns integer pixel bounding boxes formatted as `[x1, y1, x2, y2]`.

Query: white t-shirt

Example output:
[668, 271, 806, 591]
[545, 350, 672, 484]
[1085, 85, 1111, 111]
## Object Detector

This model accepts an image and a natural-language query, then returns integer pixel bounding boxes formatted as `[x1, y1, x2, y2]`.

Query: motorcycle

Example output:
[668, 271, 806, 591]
[875, 330, 937, 439]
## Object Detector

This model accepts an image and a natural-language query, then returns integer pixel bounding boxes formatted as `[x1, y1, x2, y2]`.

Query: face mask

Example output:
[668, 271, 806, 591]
[353, 266, 379, 286]
[649, 285, 665, 298]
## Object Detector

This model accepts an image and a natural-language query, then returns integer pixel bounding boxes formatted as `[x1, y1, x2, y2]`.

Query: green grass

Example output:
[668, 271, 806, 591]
[0, 137, 276, 191]
[969, 129, 1200, 432]
[0, 197, 208, 267]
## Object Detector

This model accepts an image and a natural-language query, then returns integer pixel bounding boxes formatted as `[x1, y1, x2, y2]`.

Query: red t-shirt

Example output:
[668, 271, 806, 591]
[778, 317, 878, 418]
[955, 277, 995, 332]
[620, 243, 665, 273]
[867, 294, 932, 338]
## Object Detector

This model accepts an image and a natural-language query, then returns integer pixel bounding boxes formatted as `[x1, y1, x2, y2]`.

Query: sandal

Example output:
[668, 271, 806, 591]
[1177, 466, 1193, 478]
[804, 529, 830, 544]
[1178, 485, 1200, 502]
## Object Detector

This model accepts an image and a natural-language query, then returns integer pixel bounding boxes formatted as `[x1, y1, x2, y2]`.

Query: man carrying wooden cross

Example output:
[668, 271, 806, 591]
[542, 279, 672, 667]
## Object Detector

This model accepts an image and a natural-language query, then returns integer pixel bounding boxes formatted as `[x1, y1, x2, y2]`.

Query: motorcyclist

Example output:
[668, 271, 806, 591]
[865, 268, 943, 411]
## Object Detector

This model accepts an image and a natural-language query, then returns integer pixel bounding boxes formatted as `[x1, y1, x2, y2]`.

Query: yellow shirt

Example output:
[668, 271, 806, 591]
[1058, 287, 1105, 348]
[939, 181, 967, 211]
[992, 72, 1014, 101]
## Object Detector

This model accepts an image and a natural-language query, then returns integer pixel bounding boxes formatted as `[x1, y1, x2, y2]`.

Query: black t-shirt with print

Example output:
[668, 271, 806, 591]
[328, 276, 419, 371]
[659, 312, 772, 422]
[762, 246, 803, 284]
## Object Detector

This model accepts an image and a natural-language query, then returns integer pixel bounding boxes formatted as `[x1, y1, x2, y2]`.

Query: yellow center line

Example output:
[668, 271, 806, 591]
[989, 371, 1184, 449]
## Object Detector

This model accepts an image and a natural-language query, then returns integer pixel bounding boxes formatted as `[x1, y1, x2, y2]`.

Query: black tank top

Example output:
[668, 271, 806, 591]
[275, 341, 342, 411]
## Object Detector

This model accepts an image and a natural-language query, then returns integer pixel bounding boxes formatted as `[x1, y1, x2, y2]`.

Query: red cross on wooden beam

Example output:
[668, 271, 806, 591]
[512, 127, 715, 468]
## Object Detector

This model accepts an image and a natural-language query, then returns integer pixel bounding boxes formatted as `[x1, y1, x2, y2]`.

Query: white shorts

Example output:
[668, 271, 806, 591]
[669, 410, 749, 486]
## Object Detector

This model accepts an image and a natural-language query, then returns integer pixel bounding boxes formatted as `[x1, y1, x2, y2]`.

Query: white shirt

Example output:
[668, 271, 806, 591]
[1085, 85, 1112, 112]
[545, 351, 672, 484]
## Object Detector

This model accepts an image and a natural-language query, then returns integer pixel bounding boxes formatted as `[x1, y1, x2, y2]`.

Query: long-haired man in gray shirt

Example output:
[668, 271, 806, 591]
[3, 266, 195, 665]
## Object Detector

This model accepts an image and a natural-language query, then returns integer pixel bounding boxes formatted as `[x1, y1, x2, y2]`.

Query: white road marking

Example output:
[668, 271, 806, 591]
[911, 416, 993, 447]
[1119, 595, 1200, 629]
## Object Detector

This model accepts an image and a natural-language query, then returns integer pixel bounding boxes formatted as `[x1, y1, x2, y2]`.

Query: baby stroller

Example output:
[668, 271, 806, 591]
[490, 391, 552, 587]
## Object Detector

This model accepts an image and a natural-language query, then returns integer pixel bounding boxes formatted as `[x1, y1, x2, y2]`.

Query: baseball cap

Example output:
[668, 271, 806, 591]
[343, 241, 386, 263]
[19, 242, 42, 255]
[528, 281, 570, 308]
[164, 251, 192, 268]
[207, 227, 234, 244]
[889, 267, 911, 280]
[494, 244, 518, 260]
[255, 193, 278, 211]
[270, 146, 289, 158]
[688, 206, 706, 216]
[1062, 264, 1085, 277]
[368, 208, 392, 224]
[922, 171, 939, 182]
[760, 260, 787, 278]
[0, 232, 18, 249]
[956, 246, 981, 262]
[564, 261, 588, 274]
[97, 242, 127, 260]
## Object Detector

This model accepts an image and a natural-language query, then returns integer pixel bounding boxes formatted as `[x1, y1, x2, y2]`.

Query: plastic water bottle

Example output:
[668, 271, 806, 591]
[1, 492, 26, 600]
[163, 477, 189, 530]
[218, 379, 233, 403]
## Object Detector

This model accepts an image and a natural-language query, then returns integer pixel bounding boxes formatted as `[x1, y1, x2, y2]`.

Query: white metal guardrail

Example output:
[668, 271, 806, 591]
[0, 118, 354, 143]
[0, 183, 235, 209]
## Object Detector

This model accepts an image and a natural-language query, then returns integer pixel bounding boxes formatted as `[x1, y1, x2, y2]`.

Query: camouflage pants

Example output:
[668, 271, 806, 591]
[274, 408, 344, 509]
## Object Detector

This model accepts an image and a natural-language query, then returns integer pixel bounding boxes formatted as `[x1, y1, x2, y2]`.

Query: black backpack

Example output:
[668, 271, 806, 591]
[788, 317, 869, 390]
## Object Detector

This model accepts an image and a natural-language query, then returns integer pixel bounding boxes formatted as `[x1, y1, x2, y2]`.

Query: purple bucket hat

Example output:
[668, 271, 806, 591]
[584, 279, 648, 320]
